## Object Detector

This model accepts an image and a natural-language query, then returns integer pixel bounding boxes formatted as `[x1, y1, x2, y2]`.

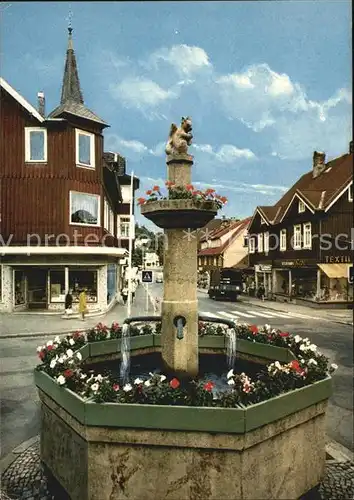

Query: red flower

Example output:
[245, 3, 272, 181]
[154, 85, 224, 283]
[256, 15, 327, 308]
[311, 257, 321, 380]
[220, 196, 228, 203]
[205, 188, 215, 194]
[64, 369, 73, 378]
[290, 360, 305, 375]
[38, 351, 45, 360]
[146, 190, 152, 195]
[280, 332, 289, 337]
[243, 383, 252, 394]
[249, 325, 258, 334]
[192, 190, 199, 196]
[73, 331, 82, 340]
[137, 197, 146, 205]
[113, 384, 120, 392]
[153, 185, 160, 191]
[203, 381, 215, 392]
[165, 181, 175, 187]
[47, 344, 54, 351]
[186, 184, 194, 191]
[169, 378, 180, 389]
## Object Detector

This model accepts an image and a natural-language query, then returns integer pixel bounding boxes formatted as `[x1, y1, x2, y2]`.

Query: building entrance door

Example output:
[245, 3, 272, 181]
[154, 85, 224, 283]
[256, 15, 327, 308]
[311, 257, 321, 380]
[27, 269, 48, 309]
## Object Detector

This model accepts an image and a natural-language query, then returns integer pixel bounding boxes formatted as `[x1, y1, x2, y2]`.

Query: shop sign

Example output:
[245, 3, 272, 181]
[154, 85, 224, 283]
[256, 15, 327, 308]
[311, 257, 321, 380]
[324, 255, 352, 264]
[281, 260, 306, 267]
[255, 264, 272, 272]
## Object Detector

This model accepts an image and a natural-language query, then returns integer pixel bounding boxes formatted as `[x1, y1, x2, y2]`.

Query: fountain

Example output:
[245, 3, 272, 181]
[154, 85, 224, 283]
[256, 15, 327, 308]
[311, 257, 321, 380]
[34, 117, 333, 500]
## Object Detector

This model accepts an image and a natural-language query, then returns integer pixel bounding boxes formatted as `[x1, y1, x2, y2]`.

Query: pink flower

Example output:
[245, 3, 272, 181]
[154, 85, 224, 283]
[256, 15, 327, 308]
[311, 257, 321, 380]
[113, 384, 120, 392]
[64, 369, 73, 378]
[169, 378, 180, 389]
[203, 381, 215, 392]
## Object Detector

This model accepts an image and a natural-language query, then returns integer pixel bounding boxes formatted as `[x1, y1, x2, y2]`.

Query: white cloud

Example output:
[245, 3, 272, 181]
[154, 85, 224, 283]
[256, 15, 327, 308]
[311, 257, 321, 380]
[193, 180, 288, 196]
[149, 44, 211, 75]
[193, 143, 256, 163]
[110, 77, 177, 109]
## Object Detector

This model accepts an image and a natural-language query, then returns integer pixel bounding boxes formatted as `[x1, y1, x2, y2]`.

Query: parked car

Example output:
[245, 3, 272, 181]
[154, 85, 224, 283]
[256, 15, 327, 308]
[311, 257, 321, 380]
[208, 268, 243, 301]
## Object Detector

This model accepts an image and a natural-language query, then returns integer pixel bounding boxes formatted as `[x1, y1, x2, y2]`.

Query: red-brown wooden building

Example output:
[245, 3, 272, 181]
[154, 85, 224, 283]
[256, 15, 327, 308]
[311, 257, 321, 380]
[0, 28, 139, 313]
[247, 146, 353, 308]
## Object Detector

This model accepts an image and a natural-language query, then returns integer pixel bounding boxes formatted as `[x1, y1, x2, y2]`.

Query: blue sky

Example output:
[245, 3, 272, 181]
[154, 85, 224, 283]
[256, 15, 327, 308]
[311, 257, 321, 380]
[1, 1, 352, 228]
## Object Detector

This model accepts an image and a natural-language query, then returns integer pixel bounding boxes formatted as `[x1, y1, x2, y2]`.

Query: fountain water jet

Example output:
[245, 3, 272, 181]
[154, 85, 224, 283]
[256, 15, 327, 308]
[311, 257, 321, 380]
[119, 323, 131, 384]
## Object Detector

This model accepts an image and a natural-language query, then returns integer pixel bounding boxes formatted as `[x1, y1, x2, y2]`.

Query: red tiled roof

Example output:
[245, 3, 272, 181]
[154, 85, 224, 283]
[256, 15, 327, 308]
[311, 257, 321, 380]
[254, 153, 353, 225]
[198, 217, 251, 256]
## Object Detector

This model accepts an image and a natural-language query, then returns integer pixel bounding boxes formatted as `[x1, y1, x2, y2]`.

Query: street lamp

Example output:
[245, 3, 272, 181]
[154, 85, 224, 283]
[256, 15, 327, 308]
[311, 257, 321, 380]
[126, 171, 134, 318]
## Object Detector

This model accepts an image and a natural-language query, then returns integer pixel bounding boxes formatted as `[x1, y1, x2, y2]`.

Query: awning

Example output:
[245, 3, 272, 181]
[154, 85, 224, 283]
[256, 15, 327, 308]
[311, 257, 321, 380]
[318, 263, 351, 279]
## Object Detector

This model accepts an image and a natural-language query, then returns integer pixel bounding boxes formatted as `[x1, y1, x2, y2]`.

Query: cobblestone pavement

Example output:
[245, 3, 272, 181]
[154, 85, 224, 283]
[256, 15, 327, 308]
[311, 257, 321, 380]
[1, 439, 354, 499]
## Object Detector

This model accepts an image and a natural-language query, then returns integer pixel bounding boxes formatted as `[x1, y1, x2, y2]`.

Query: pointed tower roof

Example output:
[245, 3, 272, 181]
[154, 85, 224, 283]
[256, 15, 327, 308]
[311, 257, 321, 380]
[49, 27, 108, 127]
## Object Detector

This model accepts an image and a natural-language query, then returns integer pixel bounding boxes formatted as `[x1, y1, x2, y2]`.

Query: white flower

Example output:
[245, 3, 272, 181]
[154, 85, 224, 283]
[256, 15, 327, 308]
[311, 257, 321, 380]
[58, 356, 65, 364]
[46, 340, 53, 347]
[54, 336, 61, 344]
[80, 373, 87, 379]
[36, 346, 43, 352]
[300, 358, 305, 363]
[134, 378, 144, 385]
[308, 344, 317, 352]
[50, 359, 57, 369]
[87, 374, 94, 383]
[331, 363, 338, 370]
[57, 375, 66, 385]
[294, 335, 302, 343]
[308, 359, 318, 366]
[123, 383, 132, 392]
[144, 380, 151, 387]
[149, 372, 154, 377]
[69, 338, 75, 346]
[274, 361, 282, 370]
[95, 374, 103, 382]
[68, 359, 74, 365]
[264, 324, 271, 331]
[76, 352, 82, 361]
[299, 344, 306, 352]
[66, 349, 74, 358]
[160, 375, 166, 382]
[91, 383, 99, 392]
[227, 379, 235, 385]
[227, 369, 234, 379]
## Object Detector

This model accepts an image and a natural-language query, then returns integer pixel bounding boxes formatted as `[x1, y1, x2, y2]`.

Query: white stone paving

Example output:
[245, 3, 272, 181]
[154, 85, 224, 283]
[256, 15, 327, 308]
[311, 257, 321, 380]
[200, 309, 318, 321]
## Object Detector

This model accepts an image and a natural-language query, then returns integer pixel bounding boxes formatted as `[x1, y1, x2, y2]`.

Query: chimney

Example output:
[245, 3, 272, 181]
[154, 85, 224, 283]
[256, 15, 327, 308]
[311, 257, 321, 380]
[313, 151, 326, 178]
[37, 92, 45, 117]
[350, 140, 353, 154]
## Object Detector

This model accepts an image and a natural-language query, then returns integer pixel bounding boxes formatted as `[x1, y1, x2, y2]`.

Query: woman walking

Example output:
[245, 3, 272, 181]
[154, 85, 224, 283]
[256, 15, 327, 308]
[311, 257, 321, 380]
[79, 288, 87, 321]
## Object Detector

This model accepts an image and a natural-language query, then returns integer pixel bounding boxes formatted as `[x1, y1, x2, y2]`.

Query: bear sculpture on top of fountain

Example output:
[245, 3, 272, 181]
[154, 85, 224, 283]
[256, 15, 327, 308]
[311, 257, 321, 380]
[165, 116, 193, 158]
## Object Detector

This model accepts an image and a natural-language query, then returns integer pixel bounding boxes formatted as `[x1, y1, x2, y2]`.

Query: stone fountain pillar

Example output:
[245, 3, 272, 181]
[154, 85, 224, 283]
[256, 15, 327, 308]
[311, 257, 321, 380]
[162, 153, 198, 377]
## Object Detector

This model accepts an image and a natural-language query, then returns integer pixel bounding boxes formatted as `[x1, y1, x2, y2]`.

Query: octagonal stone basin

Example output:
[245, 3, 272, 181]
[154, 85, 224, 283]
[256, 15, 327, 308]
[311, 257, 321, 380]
[140, 199, 218, 229]
[35, 335, 332, 500]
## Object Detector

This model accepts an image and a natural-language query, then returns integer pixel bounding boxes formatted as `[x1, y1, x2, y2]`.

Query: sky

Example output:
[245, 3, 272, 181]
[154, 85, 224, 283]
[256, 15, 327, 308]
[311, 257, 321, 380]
[1, 1, 352, 229]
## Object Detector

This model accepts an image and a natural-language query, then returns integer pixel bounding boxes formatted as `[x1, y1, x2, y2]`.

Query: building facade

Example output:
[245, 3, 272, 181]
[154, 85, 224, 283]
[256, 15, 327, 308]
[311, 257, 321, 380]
[0, 28, 139, 313]
[247, 146, 353, 307]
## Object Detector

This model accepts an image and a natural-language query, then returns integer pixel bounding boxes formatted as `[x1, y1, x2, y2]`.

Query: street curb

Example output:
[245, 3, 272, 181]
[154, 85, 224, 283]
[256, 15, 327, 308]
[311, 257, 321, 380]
[0, 435, 39, 474]
[0, 328, 87, 339]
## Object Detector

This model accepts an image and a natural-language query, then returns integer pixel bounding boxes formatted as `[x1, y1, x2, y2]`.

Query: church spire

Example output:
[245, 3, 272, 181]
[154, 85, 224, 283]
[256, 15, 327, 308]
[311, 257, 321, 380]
[60, 25, 84, 105]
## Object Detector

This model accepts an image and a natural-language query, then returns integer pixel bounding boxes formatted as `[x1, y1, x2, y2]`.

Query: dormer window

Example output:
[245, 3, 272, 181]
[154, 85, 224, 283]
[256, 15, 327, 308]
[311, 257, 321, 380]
[298, 200, 305, 213]
[75, 129, 95, 169]
[25, 127, 47, 162]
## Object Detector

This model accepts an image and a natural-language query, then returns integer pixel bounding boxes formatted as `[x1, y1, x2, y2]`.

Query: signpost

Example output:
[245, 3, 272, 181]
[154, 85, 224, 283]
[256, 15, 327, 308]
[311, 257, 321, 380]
[142, 270, 153, 311]
[348, 265, 354, 285]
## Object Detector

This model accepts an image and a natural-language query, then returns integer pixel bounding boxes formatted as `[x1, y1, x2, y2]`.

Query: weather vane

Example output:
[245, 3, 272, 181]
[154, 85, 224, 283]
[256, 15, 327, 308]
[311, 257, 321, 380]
[67, 5, 73, 34]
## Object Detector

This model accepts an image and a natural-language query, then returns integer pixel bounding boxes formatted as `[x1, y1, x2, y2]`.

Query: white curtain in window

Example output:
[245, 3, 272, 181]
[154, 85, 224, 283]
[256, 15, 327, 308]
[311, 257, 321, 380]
[71, 193, 98, 222]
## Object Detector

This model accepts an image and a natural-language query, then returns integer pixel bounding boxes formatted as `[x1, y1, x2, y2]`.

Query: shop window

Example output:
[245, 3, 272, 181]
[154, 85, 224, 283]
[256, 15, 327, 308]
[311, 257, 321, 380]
[264, 232, 269, 253]
[349, 184, 353, 202]
[303, 222, 312, 249]
[75, 129, 95, 169]
[107, 264, 117, 304]
[50, 270, 66, 302]
[25, 127, 47, 162]
[69, 269, 98, 303]
[298, 200, 305, 213]
[280, 229, 287, 251]
[293, 225, 302, 249]
[70, 191, 100, 226]
[249, 237, 255, 254]
[118, 216, 131, 238]
[14, 270, 26, 305]
[258, 233, 263, 253]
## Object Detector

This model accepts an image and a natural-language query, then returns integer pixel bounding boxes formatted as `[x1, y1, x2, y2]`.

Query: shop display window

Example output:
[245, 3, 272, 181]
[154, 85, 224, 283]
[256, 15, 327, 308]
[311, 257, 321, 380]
[14, 270, 26, 305]
[50, 270, 66, 302]
[69, 269, 98, 303]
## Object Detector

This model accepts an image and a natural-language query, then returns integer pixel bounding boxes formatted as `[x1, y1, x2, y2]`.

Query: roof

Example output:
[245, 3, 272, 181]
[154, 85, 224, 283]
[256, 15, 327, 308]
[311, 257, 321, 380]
[252, 152, 353, 226]
[0, 77, 44, 123]
[198, 217, 251, 256]
[49, 28, 108, 127]
[197, 218, 225, 242]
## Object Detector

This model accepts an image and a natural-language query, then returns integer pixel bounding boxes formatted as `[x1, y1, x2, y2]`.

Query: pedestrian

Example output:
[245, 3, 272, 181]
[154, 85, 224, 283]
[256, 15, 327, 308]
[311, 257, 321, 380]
[78, 288, 88, 321]
[64, 289, 73, 316]
[121, 286, 128, 305]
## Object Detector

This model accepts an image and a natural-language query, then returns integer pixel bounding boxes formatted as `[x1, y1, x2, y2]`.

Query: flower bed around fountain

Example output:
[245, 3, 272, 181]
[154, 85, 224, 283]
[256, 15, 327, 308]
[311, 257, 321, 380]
[35, 320, 335, 500]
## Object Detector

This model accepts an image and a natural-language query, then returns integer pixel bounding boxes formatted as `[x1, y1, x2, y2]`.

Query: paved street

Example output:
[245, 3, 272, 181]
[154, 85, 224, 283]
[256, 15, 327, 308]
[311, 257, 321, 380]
[1, 284, 353, 461]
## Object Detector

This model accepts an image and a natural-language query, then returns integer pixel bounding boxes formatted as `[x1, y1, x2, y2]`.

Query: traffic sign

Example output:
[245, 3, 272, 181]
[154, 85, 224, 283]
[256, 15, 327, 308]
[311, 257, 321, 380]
[142, 270, 153, 283]
[348, 265, 354, 285]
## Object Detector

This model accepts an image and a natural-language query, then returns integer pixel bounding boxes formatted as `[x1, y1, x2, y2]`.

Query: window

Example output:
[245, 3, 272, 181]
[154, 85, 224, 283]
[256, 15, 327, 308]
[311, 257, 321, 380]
[69, 268, 98, 303]
[75, 129, 95, 169]
[258, 233, 263, 252]
[264, 232, 269, 253]
[260, 216, 266, 225]
[303, 222, 312, 249]
[70, 191, 100, 226]
[349, 184, 353, 202]
[298, 200, 306, 213]
[249, 237, 255, 254]
[243, 236, 249, 247]
[293, 224, 302, 249]
[25, 127, 47, 162]
[104, 198, 109, 230]
[50, 270, 66, 302]
[14, 270, 26, 305]
[109, 208, 114, 234]
[280, 229, 287, 251]
[121, 185, 132, 203]
[118, 216, 131, 238]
